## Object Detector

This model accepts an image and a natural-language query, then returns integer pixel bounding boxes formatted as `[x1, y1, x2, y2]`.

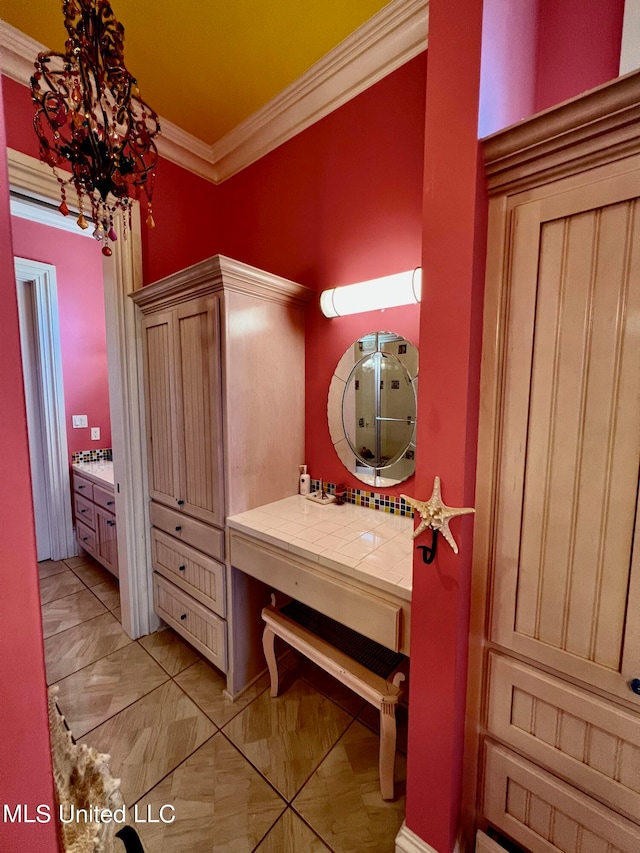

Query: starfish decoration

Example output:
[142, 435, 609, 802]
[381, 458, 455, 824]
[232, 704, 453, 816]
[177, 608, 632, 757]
[401, 477, 475, 554]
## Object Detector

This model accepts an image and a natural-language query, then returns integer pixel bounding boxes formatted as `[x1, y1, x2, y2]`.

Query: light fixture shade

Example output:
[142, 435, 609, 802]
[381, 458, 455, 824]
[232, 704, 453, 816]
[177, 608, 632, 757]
[320, 268, 422, 318]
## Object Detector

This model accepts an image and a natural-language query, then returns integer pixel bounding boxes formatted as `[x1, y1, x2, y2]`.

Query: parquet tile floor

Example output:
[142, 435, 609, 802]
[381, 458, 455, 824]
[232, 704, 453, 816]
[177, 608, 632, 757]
[40, 554, 407, 852]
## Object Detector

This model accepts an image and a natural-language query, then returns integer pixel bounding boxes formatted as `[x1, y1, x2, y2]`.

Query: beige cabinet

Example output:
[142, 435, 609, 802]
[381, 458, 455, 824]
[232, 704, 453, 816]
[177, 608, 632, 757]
[133, 255, 312, 692]
[142, 297, 224, 527]
[468, 72, 640, 853]
[72, 470, 118, 577]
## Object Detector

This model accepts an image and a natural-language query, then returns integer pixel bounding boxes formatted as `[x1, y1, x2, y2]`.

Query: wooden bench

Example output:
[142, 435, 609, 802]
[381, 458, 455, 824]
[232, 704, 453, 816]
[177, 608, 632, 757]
[261, 597, 406, 800]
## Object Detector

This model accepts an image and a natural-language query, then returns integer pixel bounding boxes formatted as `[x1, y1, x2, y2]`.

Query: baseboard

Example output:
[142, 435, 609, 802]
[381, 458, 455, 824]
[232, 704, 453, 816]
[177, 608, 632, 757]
[396, 823, 438, 853]
[395, 823, 464, 853]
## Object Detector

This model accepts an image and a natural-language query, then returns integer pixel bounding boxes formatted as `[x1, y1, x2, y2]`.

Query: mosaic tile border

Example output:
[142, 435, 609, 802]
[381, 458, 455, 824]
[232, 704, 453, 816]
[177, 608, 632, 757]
[72, 448, 113, 463]
[309, 479, 411, 517]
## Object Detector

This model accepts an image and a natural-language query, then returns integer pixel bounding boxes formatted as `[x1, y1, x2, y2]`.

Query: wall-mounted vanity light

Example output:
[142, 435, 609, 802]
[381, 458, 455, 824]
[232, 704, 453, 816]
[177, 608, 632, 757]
[320, 268, 422, 318]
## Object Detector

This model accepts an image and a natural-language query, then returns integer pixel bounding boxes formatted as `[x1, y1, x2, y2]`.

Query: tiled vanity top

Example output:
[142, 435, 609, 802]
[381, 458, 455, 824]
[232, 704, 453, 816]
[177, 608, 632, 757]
[227, 495, 413, 600]
[71, 460, 115, 487]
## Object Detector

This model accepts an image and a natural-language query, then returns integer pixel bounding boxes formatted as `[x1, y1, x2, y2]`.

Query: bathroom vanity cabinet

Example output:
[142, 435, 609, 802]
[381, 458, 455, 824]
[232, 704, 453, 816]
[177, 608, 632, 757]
[72, 463, 118, 577]
[132, 255, 312, 691]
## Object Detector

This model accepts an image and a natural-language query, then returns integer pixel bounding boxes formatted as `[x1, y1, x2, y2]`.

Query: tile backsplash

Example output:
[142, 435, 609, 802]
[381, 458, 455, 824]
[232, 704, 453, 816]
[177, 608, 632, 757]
[72, 448, 113, 463]
[309, 479, 411, 517]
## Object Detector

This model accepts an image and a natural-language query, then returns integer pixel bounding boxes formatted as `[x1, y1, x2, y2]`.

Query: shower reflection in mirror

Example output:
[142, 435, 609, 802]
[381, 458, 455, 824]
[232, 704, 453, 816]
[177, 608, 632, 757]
[328, 331, 418, 487]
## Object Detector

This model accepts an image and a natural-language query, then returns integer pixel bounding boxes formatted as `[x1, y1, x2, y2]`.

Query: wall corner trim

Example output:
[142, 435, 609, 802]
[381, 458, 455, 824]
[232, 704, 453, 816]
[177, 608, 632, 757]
[0, 0, 428, 184]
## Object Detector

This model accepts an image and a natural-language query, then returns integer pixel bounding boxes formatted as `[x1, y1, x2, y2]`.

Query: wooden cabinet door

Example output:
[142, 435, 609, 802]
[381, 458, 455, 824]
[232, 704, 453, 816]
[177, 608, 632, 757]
[491, 164, 640, 707]
[96, 506, 118, 576]
[142, 310, 181, 509]
[174, 296, 224, 528]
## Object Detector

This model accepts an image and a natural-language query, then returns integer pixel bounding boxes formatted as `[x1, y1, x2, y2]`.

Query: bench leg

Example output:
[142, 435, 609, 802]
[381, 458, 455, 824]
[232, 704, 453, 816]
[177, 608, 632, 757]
[262, 625, 280, 697]
[379, 700, 397, 800]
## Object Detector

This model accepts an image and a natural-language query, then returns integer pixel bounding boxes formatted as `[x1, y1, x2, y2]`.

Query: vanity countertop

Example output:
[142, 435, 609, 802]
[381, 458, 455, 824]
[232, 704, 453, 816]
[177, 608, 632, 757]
[71, 460, 115, 487]
[227, 495, 413, 600]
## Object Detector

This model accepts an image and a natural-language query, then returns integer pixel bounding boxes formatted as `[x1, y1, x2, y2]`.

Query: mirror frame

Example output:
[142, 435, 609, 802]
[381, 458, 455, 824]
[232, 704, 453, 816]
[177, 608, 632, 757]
[328, 330, 418, 487]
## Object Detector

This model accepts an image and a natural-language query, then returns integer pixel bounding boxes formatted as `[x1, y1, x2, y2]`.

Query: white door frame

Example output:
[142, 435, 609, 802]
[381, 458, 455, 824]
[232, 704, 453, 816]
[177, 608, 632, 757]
[8, 147, 156, 639]
[14, 258, 76, 561]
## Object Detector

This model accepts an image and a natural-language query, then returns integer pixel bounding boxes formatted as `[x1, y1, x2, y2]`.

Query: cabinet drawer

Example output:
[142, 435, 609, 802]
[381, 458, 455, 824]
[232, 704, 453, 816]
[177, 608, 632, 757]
[73, 473, 94, 502]
[76, 519, 97, 553]
[151, 528, 225, 617]
[487, 653, 640, 823]
[149, 501, 224, 562]
[93, 483, 116, 511]
[74, 494, 95, 529]
[153, 573, 227, 672]
[483, 742, 640, 853]
[230, 530, 402, 652]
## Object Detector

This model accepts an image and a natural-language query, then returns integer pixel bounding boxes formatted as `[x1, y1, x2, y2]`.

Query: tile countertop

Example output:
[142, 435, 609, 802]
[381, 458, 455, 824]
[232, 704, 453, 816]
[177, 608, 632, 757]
[71, 460, 115, 487]
[227, 495, 414, 601]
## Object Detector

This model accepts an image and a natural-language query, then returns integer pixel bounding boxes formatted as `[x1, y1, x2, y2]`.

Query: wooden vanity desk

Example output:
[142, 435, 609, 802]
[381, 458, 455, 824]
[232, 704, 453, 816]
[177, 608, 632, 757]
[229, 494, 412, 799]
[228, 495, 413, 655]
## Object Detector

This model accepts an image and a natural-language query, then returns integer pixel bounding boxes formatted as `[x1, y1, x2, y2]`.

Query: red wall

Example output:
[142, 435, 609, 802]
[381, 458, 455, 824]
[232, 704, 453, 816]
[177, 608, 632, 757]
[214, 54, 427, 495]
[0, 74, 59, 853]
[405, 0, 486, 849]
[479, 0, 539, 137]
[11, 216, 111, 460]
[535, 0, 624, 113]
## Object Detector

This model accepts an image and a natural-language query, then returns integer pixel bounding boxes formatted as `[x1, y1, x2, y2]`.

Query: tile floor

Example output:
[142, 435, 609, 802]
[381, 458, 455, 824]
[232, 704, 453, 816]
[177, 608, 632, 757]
[40, 554, 407, 852]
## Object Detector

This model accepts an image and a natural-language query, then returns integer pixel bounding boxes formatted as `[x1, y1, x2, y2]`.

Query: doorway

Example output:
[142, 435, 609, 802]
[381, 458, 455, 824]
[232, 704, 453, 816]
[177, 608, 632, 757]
[7, 147, 155, 639]
[14, 256, 75, 562]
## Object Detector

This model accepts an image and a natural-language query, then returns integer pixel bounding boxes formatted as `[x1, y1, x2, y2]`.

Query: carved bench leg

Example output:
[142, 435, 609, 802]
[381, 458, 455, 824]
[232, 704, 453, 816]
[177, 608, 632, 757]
[379, 700, 397, 800]
[262, 625, 280, 697]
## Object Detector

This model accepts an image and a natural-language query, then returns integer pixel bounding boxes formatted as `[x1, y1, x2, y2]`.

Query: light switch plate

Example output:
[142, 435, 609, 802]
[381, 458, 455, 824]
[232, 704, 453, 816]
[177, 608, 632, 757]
[72, 415, 88, 428]
[91, 427, 100, 440]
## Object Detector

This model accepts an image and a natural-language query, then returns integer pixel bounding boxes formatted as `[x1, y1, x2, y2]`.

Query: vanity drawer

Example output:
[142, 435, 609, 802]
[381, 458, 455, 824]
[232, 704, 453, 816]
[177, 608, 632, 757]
[230, 530, 402, 652]
[487, 653, 640, 823]
[151, 528, 226, 617]
[74, 494, 95, 529]
[149, 501, 224, 562]
[483, 742, 640, 853]
[153, 572, 227, 672]
[93, 483, 116, 511]
[76, 518, 97, 553]
[73, 473, 94, 502]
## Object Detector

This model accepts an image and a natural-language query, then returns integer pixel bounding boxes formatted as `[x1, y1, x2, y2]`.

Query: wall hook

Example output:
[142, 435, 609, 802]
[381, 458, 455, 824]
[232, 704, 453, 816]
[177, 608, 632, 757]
[402, 476, 475, 558]
[416, 529, 439, 563]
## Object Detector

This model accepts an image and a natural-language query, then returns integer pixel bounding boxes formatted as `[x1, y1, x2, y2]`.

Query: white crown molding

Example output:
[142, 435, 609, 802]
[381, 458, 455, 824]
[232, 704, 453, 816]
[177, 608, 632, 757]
[0, 0, 428, 184]
[209, 0, 429, 181]
[0, 19, 46, 84]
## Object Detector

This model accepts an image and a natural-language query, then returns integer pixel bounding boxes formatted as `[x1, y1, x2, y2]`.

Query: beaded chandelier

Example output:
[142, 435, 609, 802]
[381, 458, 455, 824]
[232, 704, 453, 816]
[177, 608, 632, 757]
[30, 0, 160, 256]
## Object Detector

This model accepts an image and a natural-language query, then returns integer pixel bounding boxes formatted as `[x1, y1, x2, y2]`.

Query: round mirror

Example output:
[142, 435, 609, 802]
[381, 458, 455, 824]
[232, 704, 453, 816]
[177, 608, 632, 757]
[328, 331, 418, 487]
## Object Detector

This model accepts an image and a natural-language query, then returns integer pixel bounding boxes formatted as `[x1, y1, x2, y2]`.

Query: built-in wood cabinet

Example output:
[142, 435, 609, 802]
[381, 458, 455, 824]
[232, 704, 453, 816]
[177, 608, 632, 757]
[132, 255, 312, 694]
[72, 470, 118, 577]
[468, 71, 640, 853]
[142, 297, 224, 527]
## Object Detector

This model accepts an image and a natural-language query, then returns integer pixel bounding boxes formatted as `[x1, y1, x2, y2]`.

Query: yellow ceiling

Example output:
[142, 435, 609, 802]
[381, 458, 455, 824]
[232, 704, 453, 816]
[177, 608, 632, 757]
[1, 0, 392, 144]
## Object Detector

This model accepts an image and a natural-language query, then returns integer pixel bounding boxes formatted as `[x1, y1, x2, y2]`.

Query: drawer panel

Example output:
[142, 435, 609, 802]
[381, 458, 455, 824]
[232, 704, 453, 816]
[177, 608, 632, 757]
[230, 530, 402, 652]
[73, 473, 94, 502]
[153, 573, 227, 672]
[93, 483, 116, 511]
[487, 653, 640, 823]
[76, 518, 97, 554]
[151, 528, 226, 617]
[149, 501, 224, 562]
[483, 742, 640, 853]
[74, 493, 95, 529]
